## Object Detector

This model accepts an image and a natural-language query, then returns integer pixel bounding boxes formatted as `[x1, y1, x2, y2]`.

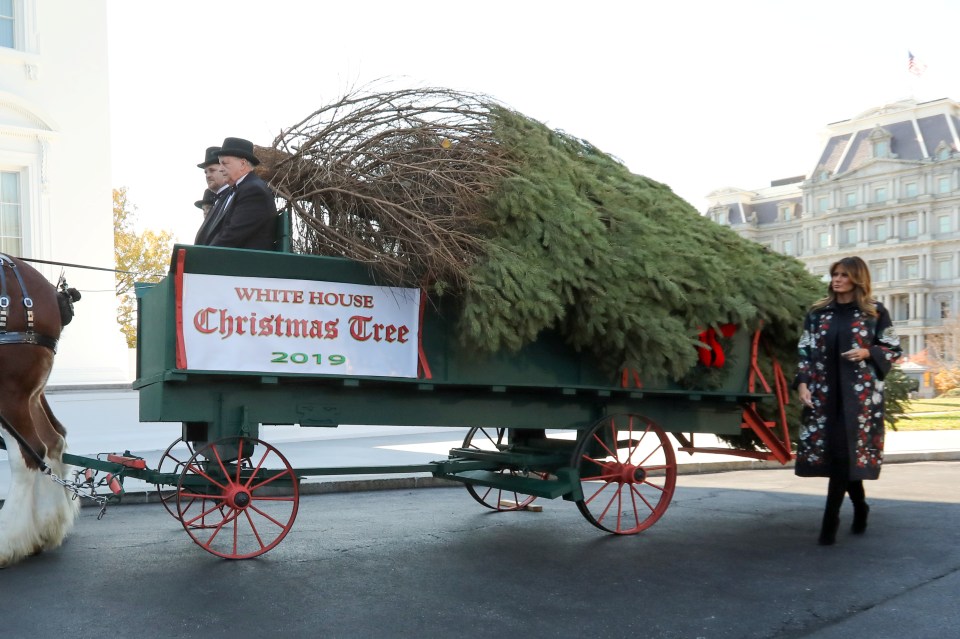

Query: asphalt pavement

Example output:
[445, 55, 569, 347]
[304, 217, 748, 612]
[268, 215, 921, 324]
[1, 390, 958, 638]
[0, 462, 956, 639]
[1, 388, 959, 502]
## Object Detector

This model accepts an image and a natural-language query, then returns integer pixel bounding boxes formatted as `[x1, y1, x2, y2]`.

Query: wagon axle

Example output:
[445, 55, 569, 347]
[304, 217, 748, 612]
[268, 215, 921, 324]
[599, 462, 648, 485]
[224, 485, 251, 509]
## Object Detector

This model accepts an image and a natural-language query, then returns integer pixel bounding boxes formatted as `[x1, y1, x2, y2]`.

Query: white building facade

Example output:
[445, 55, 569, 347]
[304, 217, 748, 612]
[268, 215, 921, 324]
[706, 99, 960, 372]
[0, 0, 128, 386]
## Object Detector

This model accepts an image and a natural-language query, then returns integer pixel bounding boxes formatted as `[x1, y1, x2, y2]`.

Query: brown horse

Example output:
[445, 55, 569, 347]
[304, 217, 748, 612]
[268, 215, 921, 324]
[0, 254, 79, 567]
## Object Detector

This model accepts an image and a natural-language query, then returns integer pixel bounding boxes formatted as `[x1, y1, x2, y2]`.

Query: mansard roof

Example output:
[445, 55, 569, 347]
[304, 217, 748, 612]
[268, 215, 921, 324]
[711, 195, 802, 226]
[815, 98, 960, 177]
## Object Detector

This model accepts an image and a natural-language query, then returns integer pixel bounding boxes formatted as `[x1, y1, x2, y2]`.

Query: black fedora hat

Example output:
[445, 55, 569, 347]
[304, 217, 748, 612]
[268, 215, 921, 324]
[197, 146, 222, 169]
[194, 189, 216, 209]
[217, 137, 260, 165]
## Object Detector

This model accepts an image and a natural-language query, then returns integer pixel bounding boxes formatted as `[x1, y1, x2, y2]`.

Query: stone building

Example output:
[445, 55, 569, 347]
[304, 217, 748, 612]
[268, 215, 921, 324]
[706, 97, 960, 382]
[0, 0, 128, 385]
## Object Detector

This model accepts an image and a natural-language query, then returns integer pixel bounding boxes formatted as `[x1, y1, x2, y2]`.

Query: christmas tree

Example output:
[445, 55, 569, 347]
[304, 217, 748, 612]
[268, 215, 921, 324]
[260, 87, 823, 384]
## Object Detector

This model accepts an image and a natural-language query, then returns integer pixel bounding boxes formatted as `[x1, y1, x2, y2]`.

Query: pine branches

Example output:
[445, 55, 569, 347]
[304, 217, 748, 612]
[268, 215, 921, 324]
[262, 87, 823, 382]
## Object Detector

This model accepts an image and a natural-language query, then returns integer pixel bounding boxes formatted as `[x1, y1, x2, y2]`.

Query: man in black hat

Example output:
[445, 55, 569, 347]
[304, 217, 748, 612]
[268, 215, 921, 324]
[203, 137, 278, 251]
[193, 146, 232, 244]
[194, 189, 216, 218]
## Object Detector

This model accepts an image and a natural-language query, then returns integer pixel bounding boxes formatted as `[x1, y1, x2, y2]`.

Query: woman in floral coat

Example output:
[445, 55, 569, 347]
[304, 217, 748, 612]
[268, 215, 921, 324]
[795, 256, 902, 545]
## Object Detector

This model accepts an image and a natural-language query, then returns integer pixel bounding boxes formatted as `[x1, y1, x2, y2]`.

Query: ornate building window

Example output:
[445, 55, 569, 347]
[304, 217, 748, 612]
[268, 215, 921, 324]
[868, 126, 893, 158]
[900, 257, 920, 279]
[0, 1, 40, 58]
[873, 186, 887, 202]
[841, 224, 858, 246]
[938, 214, 951, 234]
[936, 257, 953, 280]
[778, 202, 795, 221]
[816, 195, 829, 212]
[903, 217, 919, 238]
[870, 218, 888, 241]
[871, 260, 888, 281]
[708, 205, 727, 225]
[938, 175, 951, 194]
[0, 0, 13, 49]
[935, 141, 952, 160]
[904, 181, 919, 198]
[0, 170, 21, 254]
[893, 294, 910, 321]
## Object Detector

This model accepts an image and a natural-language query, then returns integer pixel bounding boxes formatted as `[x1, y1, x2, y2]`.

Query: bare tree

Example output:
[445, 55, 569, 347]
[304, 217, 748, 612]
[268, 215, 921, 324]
[259, 86, 515, 289]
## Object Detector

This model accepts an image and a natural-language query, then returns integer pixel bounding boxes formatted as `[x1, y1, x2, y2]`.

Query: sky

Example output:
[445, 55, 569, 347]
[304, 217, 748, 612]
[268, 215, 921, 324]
[107, 0, 960, 243]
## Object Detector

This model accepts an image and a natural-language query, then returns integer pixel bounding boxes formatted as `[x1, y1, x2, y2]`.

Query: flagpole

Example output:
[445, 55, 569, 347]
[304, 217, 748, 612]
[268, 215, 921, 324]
[907, 50, 927, 100]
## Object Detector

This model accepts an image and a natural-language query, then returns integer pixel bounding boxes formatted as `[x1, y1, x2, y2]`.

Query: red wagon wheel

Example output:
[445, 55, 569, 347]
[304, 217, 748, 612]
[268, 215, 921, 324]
[572, 414, 677, 534]
[157, 437, 244, 528]
[176, 437, 299, 559]
[462, 427, 544, 511]
[157, 437, 199, 519]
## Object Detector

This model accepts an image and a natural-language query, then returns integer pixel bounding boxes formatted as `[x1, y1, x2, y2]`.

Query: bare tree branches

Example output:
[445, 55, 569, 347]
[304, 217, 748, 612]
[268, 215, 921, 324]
[260, 87, 515, 288]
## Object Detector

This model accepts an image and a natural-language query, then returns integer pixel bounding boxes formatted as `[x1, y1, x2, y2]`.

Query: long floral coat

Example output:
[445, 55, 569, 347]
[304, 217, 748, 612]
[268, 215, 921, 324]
[794, 301, 902, 480]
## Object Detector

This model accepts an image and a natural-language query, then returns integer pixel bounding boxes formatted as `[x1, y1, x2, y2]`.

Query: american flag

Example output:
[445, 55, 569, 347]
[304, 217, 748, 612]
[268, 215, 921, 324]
[908, 51, 927, 76]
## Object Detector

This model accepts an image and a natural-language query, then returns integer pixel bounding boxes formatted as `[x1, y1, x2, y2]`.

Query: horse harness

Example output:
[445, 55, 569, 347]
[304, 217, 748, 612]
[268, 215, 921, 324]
[0, 252, 59, 352]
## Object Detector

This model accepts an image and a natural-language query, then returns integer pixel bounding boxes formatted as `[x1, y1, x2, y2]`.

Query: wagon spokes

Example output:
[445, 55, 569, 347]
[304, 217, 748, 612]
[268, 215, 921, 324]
[460, 426, 548, 511]
[176, 437, 300, 559]
[572, 414, 677, 534]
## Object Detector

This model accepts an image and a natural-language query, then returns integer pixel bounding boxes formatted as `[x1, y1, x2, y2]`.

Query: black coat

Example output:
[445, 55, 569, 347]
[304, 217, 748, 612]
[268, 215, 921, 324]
[207, 172, 278, 251]
[794, 301, 902, 480]
[193, 186, 232, 246]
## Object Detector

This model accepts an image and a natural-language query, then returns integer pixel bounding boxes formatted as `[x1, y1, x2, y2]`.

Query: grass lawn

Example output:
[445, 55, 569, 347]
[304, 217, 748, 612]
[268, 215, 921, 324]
[894, 397, 960, 430]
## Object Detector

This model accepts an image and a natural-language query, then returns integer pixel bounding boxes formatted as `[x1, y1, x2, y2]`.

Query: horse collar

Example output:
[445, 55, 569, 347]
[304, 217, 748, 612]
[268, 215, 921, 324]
[0, 252, 35, 332]
[0, 252, 57, 352]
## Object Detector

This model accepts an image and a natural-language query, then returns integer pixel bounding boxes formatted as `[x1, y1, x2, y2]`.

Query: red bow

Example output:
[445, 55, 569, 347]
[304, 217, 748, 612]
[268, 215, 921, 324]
[697, 324, 737, 368]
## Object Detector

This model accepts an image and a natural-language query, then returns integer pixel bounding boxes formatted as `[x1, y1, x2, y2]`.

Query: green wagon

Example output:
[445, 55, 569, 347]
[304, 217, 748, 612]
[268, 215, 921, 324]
[66, 244, 793, 559]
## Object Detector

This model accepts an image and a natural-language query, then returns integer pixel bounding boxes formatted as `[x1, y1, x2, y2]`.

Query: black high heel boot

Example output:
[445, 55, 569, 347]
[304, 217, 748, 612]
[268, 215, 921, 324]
[851, 502, 869, 534]
[848, 480, 869, 534]
[818, 512, 840, 545]
[819, 473, 847, 546]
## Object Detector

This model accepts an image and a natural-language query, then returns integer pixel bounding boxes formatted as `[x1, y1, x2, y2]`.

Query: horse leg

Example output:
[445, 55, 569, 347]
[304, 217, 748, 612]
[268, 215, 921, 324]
[0, 415, 46, 567]
[30, 395, 79, 552]
[0, 398, 78, 567]
[40, 393, 67, 439]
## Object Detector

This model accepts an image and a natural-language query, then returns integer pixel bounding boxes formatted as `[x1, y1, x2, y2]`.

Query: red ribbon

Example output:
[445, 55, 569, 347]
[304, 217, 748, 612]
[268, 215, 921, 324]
[620, 367, 643, 388]
[697, 324, 737, 368]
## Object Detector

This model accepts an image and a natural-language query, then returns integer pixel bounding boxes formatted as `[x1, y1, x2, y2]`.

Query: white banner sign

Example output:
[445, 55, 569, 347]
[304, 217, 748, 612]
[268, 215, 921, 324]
[179, 273, 421, 378]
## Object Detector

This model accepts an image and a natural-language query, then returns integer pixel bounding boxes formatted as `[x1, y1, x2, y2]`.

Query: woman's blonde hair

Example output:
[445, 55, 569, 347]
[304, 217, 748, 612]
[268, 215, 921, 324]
[810, 256, 878, 317]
